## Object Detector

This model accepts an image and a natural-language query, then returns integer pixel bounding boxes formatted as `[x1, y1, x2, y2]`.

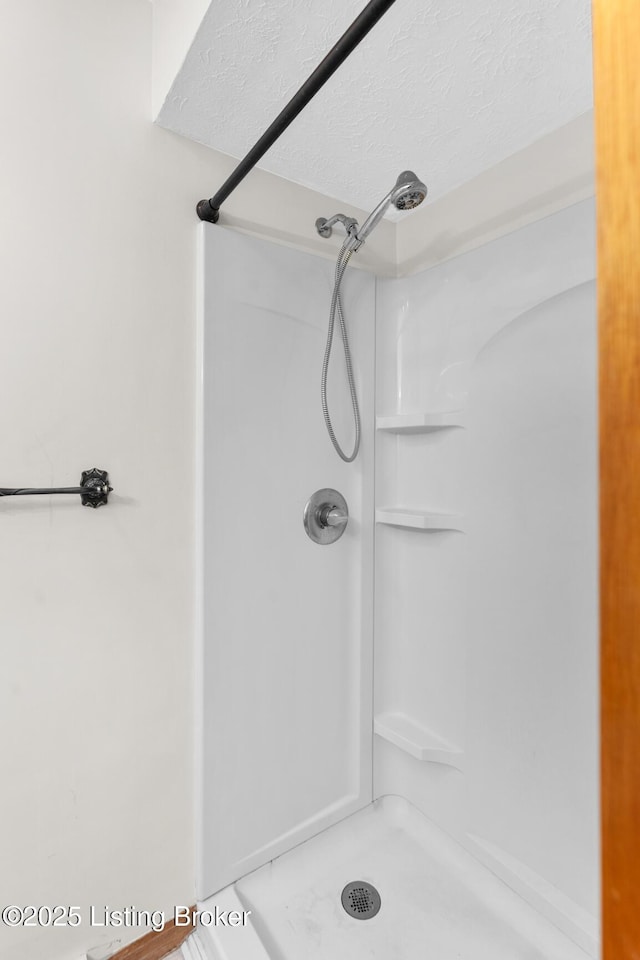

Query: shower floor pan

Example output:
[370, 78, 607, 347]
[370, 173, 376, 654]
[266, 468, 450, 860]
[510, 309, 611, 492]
[192, 796, 589, 960]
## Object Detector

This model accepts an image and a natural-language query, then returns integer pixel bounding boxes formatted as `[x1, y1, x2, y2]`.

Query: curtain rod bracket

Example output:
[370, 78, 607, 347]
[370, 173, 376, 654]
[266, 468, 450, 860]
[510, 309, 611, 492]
[196, 199, 220, 224]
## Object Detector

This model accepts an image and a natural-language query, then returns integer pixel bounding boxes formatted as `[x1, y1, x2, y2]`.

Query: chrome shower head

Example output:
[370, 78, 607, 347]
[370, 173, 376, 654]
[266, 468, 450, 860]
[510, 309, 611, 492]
[391, 170, 428, 210]
[348, 170, 427, 250]
[314, 170, 427, 249]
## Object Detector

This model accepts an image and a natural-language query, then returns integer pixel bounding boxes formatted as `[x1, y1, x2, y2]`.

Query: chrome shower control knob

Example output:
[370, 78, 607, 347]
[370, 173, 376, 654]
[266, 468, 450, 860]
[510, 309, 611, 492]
[303, 488, 349, 544]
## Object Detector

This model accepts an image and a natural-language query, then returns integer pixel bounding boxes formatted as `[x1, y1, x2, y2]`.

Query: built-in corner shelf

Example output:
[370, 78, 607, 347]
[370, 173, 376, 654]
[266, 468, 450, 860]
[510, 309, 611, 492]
[374, 712, 464, 770]
[376, 508, 465, 533]
[376, 411, 465, 433]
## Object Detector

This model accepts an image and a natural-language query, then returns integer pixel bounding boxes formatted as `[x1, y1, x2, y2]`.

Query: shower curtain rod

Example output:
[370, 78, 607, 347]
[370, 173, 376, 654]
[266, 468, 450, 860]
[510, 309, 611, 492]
[196, 0, 398, 223]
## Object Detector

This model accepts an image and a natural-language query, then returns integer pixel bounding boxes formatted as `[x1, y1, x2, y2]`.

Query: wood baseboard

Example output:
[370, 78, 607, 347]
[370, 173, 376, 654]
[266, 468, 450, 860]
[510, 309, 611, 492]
[110, 907, 195, 960]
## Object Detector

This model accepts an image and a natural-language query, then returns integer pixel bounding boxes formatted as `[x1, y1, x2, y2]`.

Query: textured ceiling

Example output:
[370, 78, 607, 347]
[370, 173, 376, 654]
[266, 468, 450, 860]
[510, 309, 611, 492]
[157, 0, 593, 214]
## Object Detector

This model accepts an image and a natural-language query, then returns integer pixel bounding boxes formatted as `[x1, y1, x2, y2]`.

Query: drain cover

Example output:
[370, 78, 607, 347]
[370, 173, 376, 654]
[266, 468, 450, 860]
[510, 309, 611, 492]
[341, 881, 381, 920]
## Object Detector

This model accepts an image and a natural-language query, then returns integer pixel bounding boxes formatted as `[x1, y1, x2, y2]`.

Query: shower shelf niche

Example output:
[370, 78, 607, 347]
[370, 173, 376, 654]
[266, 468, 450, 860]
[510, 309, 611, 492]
[376, 411, 465, 433]
[376, 508, 465, 532]
[374, 712, 464, 770]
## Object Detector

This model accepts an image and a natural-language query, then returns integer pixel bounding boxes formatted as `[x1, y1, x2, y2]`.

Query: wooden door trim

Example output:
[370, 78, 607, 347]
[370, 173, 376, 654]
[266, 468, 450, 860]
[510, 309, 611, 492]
[593, 1, 640, 956]
[110, 906, 195, 960]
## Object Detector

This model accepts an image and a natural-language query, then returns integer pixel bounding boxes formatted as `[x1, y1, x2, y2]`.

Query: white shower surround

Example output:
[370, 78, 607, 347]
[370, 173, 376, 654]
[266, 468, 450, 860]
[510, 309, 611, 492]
[197, 229, 376, 896]
[375, 198, 598, 953]
[157, 0, 593, 212]
[197, 198, 598, 958]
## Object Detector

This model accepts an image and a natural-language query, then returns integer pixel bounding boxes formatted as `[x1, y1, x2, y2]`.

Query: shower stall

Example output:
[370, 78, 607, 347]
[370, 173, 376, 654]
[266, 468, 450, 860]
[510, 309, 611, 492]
[193, 194, 598, 959]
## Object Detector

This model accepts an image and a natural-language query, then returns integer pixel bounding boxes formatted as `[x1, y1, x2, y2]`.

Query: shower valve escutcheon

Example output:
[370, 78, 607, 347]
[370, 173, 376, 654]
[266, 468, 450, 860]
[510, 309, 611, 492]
[303, 488, 349, 544]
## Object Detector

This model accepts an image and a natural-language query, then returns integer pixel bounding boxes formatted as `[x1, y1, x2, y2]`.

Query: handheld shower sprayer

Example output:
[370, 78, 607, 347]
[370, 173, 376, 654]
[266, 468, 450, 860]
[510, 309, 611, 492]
[316, 170, 427, 462]
[315, 170, 427, 251]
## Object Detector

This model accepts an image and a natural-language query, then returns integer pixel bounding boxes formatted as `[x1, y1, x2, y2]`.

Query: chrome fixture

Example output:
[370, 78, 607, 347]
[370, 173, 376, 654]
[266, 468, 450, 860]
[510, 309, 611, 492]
[315, 171, 427, 251]
[341, 881, 382, 920]
[315, 214, 359, 241]
[316, 171, 427, 462]
[320, 241, 361, 462]
[303, 488, 349, 544]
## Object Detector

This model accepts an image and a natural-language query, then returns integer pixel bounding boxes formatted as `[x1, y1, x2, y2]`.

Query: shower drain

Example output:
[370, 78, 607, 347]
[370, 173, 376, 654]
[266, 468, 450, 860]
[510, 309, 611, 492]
[341, 881, 381, 920]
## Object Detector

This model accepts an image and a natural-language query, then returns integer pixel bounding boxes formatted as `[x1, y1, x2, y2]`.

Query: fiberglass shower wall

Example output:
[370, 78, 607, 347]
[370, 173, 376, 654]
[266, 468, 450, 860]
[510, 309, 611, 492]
[198, 199, 598, 957]
[197, 227, 375, 897]
[374, 198, 599, 955]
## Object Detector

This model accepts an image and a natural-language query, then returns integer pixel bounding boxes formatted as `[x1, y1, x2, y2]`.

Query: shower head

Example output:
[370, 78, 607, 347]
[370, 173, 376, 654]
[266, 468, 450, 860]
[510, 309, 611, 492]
[315, 171, 427, 249]
[348, 170, 427, 250]
[391, 170, 428, 210]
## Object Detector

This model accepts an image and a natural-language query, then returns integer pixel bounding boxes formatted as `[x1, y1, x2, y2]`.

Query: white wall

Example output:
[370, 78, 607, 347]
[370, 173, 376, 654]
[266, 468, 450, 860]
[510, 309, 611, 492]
[198, 227, 374, 897]
[394, 112, 595, 275]
[0, 5, 387, 960]
[151, 0, 212, 117]
[374, 200, 599, 955]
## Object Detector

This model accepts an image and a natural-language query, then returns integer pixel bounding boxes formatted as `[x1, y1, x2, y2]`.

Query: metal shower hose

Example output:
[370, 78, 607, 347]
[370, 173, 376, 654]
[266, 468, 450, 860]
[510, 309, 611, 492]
[321, 237, 361, 462]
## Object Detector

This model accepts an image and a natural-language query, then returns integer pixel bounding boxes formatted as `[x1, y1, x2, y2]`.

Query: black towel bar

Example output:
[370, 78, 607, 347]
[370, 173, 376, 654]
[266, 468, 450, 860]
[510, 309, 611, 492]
[0, 468, 112, 508]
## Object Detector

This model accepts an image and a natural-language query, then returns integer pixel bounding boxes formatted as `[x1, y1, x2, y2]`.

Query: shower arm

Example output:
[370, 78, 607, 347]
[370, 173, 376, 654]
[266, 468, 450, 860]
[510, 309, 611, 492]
[314, 192, 393, 250]
[196, 0, 398, 223]
[315, 214, 359, 240]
